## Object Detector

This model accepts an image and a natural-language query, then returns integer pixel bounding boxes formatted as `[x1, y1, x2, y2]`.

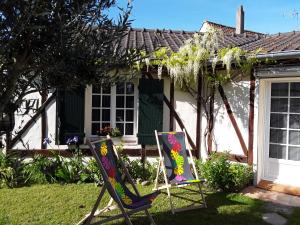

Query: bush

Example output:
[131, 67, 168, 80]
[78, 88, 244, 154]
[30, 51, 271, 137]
[198, 152, 253, 192]
[23, 155, 56, 184]
[0, 151, 25, 188]
[122, 156, 157, 182]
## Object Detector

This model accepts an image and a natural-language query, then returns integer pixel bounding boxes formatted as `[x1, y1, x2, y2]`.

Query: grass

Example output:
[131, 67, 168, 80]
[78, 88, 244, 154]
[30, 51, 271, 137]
[0, 183, 299, 225]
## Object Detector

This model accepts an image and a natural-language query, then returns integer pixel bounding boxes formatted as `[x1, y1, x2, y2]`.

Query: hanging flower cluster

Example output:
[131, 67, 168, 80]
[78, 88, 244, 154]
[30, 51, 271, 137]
[139, 27, 260, 87]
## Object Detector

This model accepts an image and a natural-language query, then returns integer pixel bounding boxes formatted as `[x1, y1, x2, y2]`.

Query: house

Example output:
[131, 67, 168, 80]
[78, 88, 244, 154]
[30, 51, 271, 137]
[3, 6, 300, 192]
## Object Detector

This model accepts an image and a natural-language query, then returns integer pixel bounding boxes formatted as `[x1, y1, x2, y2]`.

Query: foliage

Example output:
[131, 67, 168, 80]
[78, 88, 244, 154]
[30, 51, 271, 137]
[98, 126, 122, 137]
[0, 0, 141, 129]
[22, 155, 56, 184]
[0, 151, 24, 188]
[126, 159, 157, 182]
[198, 152, 253, 192]
[84, 158, 103, 186]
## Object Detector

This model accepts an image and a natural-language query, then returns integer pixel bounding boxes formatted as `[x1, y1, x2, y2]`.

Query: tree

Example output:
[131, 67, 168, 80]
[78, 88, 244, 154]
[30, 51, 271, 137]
[0, 0, 139, 118]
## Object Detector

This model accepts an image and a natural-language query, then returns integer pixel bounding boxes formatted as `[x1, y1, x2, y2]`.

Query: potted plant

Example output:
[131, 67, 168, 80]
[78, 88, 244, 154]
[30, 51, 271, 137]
[98, 126, 122, 144]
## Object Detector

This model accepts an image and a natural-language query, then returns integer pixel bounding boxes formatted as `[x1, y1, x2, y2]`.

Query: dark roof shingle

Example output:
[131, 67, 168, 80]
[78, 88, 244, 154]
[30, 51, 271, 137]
[122, 26, 300, 55]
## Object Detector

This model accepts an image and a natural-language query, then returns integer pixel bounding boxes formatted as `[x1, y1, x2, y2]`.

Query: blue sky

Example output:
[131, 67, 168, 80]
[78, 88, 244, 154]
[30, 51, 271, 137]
[112, 0, 300, 34]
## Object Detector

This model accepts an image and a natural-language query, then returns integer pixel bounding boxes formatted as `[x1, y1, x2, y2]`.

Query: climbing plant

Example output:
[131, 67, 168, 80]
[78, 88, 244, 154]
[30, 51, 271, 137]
[139, 27, 262, 154]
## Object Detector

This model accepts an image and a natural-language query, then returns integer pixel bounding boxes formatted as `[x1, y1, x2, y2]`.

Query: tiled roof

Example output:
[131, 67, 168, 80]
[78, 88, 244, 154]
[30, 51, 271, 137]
[242, 31, 300, 52]
[122, 27, 300, 55]
[123, 28, 261, 53]
[204, 21, 264, 36]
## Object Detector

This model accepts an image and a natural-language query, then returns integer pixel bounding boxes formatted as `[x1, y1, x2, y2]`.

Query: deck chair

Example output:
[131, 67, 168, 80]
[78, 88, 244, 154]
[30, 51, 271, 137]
[154, 130, 207, 214]
[78, 138, 160, 225]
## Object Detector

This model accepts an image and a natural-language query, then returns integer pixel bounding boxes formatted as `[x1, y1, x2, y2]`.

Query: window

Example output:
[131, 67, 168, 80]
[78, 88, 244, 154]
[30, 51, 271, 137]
[269, 82, 300, 161]
[91, 85, 111, 135]
[115, 82, 135, 135]
[91, 82, 136, 136]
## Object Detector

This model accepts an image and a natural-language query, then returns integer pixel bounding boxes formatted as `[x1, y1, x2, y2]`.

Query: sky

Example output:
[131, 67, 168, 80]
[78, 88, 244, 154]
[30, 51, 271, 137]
[111, 0, 300, 34]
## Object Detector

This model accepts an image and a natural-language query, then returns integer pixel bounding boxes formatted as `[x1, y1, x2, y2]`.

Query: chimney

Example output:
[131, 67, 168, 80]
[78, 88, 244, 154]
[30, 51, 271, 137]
[236, 5, 244, 34]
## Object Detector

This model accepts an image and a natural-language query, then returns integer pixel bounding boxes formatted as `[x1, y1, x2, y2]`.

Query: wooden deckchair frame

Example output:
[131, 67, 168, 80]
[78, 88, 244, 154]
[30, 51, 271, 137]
[154, 129, 207, 214]
[77, 137, 156, 225]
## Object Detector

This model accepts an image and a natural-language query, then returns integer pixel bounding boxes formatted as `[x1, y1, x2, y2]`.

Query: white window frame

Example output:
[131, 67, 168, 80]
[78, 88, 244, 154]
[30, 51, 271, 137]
[84, 81, 138, 141]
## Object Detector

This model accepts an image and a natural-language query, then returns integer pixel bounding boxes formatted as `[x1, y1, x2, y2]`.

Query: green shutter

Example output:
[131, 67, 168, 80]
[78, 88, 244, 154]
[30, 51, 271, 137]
[56, 87, 85, 145]
[137, 78, 164, 145]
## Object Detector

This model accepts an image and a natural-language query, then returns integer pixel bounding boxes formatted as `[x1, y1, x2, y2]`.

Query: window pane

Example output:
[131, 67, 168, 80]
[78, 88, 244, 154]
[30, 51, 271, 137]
[92, 109, 100, 121]
[102, 96, 111, 107]
[270, 113, 287, 128]
[271, 83, 288, 96]
[271, 98, 288, 112]
[126, 96, 134, 108]
[126, 110, 134, 121]
[290, 98, 300, 113]
[269, 144, 286, 159]
[290, 114, 300, 129]
[125, 123, 134, 135]
[92, 85, 101, 94]
[102, 109, 110, 121]
[102, 123, 110, 129]
[116, 83, 125, 94]
[116, 110, 124, 122]
[92, 123, 100, 135]
[289, 131, 300, 145]
[270, 129, 287, 144]
[126, 83, 134, 94]
[102, 86, 111, 94]
[116, 96, 124, 108]
[92, 95, 101, 107]
[290, 83, 300, 96]
[116, 123, 124, 134]
[288, 146, 300, 161]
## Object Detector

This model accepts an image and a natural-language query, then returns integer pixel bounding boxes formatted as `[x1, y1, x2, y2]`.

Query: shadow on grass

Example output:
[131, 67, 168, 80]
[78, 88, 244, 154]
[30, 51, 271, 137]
[95, 192, 269, 225]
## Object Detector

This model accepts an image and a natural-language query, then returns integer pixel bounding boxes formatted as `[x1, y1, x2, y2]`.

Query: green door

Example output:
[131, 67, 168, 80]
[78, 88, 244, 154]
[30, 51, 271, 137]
[56, 87, 85, 144]
[138, 78, 164, 145]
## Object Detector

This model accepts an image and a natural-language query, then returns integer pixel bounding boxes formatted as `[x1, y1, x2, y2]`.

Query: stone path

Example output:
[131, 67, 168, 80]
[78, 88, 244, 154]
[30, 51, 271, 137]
[242, 186, 300, 225]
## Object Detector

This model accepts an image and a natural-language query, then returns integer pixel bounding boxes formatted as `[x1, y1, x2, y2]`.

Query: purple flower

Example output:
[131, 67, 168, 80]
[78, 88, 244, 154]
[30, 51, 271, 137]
[43, 137, 52, 145]
[66, 136, 79, 145]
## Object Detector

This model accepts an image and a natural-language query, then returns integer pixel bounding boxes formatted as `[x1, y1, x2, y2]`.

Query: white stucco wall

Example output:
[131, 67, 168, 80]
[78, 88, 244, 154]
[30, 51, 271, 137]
[12, 91, 63, 150]
[174, 86, 197, 149]
[212, 80, 250, 155]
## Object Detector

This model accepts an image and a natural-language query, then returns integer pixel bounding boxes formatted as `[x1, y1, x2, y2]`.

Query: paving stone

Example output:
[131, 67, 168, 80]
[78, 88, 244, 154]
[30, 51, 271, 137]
[262, 213, 287, 225]
[264, 202, 294, 216]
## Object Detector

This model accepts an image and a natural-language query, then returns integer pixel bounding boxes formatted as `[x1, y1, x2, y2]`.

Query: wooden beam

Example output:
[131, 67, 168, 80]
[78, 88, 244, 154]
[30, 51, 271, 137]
[143, 71, 197, 151]
[10, 92, 56, 147]
[248, 73, 255, 165]
[41, 89, 48, 149]
[169, 78, 175, 131]
[196, 75, 202, 159]
[218, 84, 248, 156]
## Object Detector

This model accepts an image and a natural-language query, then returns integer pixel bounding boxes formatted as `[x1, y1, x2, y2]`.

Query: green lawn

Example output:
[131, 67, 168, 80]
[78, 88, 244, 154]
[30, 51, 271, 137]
[0, 184, 299, 225]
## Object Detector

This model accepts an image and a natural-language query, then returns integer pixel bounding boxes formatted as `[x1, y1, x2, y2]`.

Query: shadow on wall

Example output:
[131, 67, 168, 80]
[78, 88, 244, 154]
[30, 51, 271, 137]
[214, 79, 250, 130]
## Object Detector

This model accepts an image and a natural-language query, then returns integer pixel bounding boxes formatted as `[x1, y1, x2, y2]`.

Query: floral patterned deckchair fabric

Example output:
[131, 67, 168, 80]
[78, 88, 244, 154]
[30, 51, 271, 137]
[158, 132, 198, 184]
[94, 139, 160, 209]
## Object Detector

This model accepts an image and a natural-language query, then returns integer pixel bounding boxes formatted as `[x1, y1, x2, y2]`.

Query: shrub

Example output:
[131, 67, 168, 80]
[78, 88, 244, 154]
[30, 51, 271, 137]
[198, 152, 253, 192]
[0, 151, 25, 188]
[22, 155, 56, 184]
[84, 158, 103, 186]
[125, 158, 157, 182]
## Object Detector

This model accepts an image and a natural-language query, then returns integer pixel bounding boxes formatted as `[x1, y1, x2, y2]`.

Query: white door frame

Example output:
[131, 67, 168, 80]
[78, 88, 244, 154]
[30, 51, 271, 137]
[257, 77, 300, 186]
